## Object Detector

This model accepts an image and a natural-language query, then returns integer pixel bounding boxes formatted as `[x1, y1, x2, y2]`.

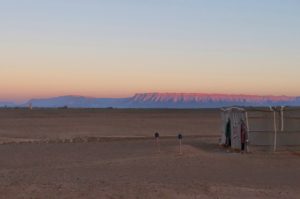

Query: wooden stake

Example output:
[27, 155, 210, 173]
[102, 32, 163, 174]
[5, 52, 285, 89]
[178, 134, 183, 155]
[154, 132, 160, 153]
[156, 138, 160, 153]
[179, 139, 182, 155]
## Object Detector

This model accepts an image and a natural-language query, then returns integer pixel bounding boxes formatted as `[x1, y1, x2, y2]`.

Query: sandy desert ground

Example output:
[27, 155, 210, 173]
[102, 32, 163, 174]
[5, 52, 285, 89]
[0, 108, 219, 142]
[0, 108, 300, 199]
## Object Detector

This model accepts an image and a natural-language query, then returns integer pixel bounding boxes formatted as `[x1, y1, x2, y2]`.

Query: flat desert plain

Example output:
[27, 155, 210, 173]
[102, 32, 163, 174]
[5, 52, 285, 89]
[0, 108, 300, 199]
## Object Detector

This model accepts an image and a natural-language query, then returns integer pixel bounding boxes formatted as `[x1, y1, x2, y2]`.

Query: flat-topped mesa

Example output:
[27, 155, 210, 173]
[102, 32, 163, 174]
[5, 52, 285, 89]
[8, 93, 300, 108]
[131, 93, 295, 103]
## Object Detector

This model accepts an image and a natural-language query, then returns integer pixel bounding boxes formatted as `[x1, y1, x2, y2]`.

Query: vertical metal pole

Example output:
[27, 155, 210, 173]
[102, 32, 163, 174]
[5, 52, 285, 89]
[245, 111, 249, 131]
[273, 110, 277, 152]
[245, 111, 250, 153]
[281, 106, 284, 132]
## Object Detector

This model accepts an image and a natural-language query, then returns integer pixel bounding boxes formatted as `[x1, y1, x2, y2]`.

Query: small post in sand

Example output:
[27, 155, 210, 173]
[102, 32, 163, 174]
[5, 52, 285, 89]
[178, 133, 183, 155]
[154, 132, 160, 153]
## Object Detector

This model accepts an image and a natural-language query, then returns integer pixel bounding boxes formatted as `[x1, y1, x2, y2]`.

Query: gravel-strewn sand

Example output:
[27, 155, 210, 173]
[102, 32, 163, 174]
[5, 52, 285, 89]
[0, 109, 299, 199]
[0, 109, 219, 141]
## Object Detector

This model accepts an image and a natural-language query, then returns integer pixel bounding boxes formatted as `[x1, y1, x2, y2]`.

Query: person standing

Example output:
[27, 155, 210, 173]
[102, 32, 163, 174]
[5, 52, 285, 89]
[225, 119, 231, 148]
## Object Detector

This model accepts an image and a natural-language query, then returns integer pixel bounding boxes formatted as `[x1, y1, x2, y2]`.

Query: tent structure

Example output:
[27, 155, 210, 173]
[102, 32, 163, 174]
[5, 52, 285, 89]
[220, 107, 248, 151]
[221, 107, 300, 152]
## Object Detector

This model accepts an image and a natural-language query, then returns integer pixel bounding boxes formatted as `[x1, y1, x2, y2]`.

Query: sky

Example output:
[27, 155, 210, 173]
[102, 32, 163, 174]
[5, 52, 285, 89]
[1, 0, 300, 102]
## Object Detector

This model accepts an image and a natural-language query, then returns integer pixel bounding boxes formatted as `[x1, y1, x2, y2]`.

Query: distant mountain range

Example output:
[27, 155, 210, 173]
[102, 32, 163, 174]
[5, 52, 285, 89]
[2, 93, 300, 108]
[0, 101, 15, 107]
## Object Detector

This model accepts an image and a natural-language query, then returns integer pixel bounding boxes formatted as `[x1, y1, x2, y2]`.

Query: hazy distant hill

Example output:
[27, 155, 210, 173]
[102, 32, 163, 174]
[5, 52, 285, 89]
[128, 93, 300, 108]
[0, 101, 15, 107]
[19, 93, 300, 108]
[24, 96, 130, 108]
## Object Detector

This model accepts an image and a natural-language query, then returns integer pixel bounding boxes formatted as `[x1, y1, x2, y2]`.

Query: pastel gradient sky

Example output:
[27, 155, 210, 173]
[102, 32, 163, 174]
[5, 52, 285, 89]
[1, 0, 300, 102]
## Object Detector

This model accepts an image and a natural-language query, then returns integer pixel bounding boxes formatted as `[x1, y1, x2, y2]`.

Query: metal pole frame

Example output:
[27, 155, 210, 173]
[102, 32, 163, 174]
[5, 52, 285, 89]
[270, 107, 277, 152]
[245, 111, 250, 153]
[281, 106, 285, 132]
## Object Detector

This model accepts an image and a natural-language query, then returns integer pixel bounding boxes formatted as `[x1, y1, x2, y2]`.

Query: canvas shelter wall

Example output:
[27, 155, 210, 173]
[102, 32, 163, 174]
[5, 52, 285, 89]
[277, 107, 300, 146]
[246, 110, 276, 146]
[282, 108, 300, 132]
[246, 108, 300, 146]
[247, 111, 278, 132]
[231, 110, 247, 150]
[249, 131, 300, 146]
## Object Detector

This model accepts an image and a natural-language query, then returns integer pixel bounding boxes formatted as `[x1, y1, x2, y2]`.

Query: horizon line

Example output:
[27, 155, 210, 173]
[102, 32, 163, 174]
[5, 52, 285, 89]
[1, 92, 300, 104]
